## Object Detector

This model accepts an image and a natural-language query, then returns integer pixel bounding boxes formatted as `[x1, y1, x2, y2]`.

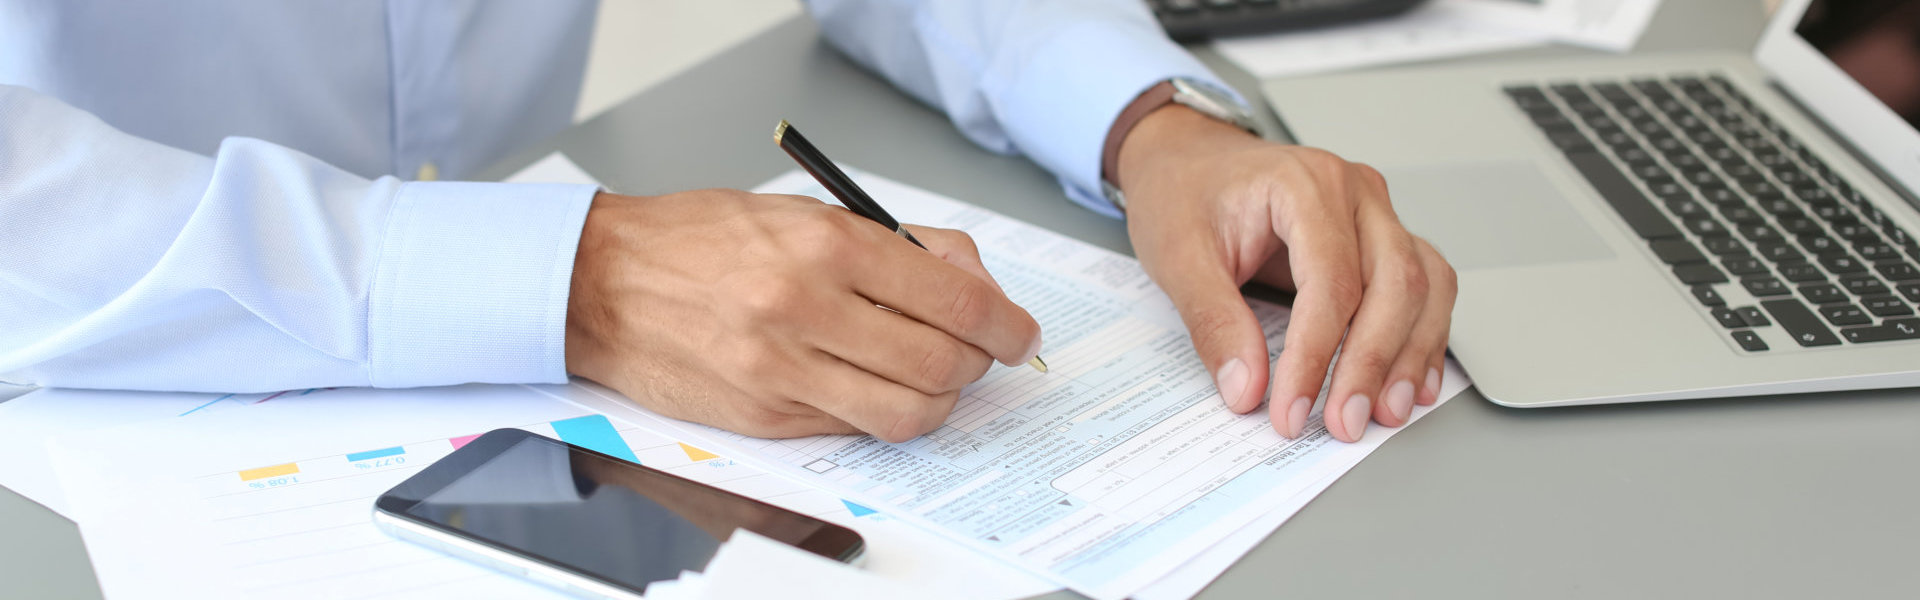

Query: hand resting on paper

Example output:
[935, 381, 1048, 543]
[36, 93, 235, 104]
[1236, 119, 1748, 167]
[1115, 105, 1458, 443]
[563, 189, 1043, 443]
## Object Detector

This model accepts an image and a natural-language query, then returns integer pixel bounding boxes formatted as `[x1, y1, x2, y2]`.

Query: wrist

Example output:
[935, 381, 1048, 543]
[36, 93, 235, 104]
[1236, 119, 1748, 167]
[1114, 105, 1262, 201]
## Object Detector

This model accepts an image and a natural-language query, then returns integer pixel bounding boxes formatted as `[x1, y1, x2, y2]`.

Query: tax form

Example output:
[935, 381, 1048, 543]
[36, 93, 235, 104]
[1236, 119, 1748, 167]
[572, 170, 1459, 600]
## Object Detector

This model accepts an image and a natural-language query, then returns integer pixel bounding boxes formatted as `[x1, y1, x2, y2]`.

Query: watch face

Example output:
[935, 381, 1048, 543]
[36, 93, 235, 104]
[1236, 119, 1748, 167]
[1170, 78, 1257, 133]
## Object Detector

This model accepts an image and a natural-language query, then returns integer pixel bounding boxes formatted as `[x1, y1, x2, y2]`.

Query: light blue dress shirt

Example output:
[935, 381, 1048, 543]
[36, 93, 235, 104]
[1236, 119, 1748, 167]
[0, 0, 1229, 393]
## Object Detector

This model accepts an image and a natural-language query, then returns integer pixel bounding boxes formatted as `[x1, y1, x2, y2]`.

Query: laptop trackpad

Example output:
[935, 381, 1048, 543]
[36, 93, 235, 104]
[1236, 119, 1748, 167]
[1382, 162, 1614, 270]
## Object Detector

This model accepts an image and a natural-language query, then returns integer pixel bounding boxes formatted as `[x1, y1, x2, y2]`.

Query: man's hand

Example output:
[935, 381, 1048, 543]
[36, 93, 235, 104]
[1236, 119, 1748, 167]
[1117, 105, 1457, 443]
[564, 190, 1042, 443]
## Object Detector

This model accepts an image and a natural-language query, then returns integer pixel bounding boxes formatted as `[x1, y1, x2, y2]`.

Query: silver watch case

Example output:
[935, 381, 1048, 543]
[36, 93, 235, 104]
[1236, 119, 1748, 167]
[1102, 77, 1259, 214]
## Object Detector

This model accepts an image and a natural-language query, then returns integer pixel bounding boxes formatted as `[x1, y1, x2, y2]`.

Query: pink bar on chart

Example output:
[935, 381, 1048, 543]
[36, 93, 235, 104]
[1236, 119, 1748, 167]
[449, 434, 483, 450]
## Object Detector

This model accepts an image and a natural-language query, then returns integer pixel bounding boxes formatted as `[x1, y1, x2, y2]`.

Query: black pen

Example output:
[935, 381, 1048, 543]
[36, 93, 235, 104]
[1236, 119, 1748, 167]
[774, 119, 1047, 374]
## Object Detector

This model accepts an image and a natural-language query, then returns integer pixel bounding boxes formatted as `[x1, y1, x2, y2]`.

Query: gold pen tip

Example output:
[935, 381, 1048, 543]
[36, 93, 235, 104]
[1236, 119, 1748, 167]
[1027, 355, 1048, 373]
[774, 119, 790, 145]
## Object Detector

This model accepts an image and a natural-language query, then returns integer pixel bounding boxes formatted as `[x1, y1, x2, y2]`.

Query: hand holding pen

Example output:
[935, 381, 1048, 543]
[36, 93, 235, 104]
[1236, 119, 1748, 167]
[776, 120, 1048, 374]
[563, 128, 1044, 444]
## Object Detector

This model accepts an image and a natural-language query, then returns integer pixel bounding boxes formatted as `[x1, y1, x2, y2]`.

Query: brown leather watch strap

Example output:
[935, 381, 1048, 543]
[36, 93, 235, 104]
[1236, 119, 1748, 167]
[1101, 80, 1178, 190]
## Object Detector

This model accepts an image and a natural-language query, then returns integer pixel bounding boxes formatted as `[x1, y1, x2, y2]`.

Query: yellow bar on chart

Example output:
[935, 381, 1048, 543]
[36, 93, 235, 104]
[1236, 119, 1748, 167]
[238, 463, 300, 482]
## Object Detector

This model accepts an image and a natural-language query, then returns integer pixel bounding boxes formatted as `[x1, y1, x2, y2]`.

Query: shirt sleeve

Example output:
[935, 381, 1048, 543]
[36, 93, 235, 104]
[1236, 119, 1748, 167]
[802, 0, 1238, 218]
[0, 85, 595, 392]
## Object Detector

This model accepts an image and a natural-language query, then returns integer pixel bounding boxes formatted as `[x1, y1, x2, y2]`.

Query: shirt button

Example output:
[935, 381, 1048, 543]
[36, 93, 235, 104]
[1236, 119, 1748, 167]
[415, 162, 439, 181]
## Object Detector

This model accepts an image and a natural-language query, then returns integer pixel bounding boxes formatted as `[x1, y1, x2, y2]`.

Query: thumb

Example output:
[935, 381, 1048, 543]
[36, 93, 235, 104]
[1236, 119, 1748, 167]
[1159, 255, 1271, 415]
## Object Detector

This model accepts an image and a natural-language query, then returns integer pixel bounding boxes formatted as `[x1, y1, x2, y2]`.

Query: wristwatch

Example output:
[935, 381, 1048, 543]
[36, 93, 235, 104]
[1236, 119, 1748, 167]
[1099, 77, 1258, 214]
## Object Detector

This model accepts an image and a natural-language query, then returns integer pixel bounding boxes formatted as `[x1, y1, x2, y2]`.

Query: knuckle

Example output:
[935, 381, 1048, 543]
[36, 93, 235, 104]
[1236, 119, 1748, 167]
[731, 403, 801, 438]
[738, 278, 803, 322]
[914, 342, 965, 392]
[1387, 257, 1430, 297]
[733, 341, 783, 378]
[1185, 305, 1248, 355]
[881, 404, 932, 444]
[943, 279, 989, 338]
[1344, 348, 1396, 378]
[1320, 274, 1365, 310]
[948, 230, 981, 256]
[790, 212, 856, 263]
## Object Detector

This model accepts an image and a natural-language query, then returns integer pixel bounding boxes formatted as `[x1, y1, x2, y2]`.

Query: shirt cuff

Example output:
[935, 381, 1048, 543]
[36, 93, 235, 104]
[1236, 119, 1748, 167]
[986, 15, 1241, 219]
[367, 181, 596, 387]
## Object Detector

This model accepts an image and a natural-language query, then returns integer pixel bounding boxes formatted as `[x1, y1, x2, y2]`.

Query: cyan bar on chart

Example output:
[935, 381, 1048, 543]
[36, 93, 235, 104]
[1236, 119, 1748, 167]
[549, 415, 638, 463]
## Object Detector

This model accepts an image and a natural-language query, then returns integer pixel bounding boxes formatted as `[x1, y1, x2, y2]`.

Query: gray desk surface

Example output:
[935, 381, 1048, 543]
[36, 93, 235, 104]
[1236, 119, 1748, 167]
[7, 2, 1918, 598]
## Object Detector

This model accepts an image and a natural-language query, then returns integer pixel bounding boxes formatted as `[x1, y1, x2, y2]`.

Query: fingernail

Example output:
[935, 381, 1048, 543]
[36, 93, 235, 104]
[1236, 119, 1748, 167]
[1423, 367, 1441, 401]
[1215, 359, 1249, 411]
[1286, 396, 1311, 439]
[1385, 380, 1415, 422]
[1342, 394, 1371, 442]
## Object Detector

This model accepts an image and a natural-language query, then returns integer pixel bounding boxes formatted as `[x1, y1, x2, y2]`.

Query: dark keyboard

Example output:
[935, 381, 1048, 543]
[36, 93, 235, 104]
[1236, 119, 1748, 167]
[1149, 0, 1426, 41]
[1506, 75, 1920, 352]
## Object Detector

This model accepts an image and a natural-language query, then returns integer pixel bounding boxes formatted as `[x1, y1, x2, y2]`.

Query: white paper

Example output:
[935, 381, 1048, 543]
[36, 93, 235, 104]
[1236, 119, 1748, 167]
[565, 169, 1463, 600]
[0, 386, 335, 517]
[1548, 0, 1662, 52]
[1213, 0, 1662, 79]
[1132, 360, 1472, 600]
[695, 530, 964, 600]
[48, 382, 1053, 600]
[1214, 0, 1554, 79]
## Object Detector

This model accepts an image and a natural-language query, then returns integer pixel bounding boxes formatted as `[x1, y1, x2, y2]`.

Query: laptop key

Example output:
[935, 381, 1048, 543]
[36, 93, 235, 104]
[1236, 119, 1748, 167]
[1863, 296, 1914, 317]
[1819, 304, 1872, 326]
[1762, 299, 1843, 346]
[1710, 307, 1744, 329]
[1547, 131, 1596, 152]
[1735, 306, 1771, 327]
[1722, 256, 1768, 276]
[1757, 242, 1803, 263]
[1564, 152, 1682, 239]
[1832, 221, 1875, 241]
[1719, 205, 1764, 225]
[1799, 283, 1847, 304]
[1691, 285, 1726, 306]
[1902, 283, 1920, 302]
[1877, 261, 1919, 281]
[1799, 234, 1845, 256]
[1819, 253, 1866, 274]
[1778, 216, 1822, 235]
[1650, 240, 1706, 264]
[1742, 276, 1790, 296]
[1758, 197, 1796, 214]
[1731, 330, 1769, 351]
[1701, 236, 1745, 255]
[1839, 318, 1920, 343]
[1855, 243, 1897, 262]
[1685, 217, 1726, 236]
[1675, 262, 1730, 285]
[1736, 223, 1781, 242]
[1842, 274, 1890, 296]
[1777, 262, 1826, 283]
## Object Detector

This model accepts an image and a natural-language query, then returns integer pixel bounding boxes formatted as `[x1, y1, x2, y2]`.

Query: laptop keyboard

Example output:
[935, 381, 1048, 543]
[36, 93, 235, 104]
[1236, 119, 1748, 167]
[1505, 75, 1920, 352]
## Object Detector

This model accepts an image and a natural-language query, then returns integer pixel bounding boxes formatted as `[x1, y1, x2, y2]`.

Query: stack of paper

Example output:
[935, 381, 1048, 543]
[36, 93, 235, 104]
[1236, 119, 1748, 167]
[1214, 0, 1663, 79]
[0, 154, 1472, 599]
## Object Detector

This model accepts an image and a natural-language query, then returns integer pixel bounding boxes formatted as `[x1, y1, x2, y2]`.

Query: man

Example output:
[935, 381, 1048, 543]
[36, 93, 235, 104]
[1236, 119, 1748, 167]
[0, 0, 1453, 445]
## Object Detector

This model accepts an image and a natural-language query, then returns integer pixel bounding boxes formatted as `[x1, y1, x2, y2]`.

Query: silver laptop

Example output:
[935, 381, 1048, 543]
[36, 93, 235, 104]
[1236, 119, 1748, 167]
[1263, 0, 1920, 407]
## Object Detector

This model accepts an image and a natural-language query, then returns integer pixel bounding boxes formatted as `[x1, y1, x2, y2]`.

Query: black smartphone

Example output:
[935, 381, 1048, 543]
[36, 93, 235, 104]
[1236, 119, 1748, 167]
[373, 428, 865, 599]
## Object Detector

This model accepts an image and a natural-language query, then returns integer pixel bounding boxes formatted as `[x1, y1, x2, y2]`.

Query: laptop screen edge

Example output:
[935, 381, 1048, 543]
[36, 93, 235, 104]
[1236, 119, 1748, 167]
[1755, 0, 1920, 208]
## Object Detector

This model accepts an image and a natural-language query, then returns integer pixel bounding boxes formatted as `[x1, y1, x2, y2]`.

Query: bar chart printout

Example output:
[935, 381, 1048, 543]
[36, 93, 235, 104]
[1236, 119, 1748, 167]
[51, 384, 1056, 600]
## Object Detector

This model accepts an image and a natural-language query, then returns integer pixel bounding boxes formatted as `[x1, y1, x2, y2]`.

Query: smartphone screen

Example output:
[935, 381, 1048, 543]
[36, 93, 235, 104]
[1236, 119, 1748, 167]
[376, 429, 862, 593]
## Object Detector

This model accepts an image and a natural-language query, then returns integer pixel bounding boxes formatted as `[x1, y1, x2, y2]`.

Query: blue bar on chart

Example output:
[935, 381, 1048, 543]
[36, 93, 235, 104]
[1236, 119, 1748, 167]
[345, 446, 407, 462]
[550, 415, 638, 463]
